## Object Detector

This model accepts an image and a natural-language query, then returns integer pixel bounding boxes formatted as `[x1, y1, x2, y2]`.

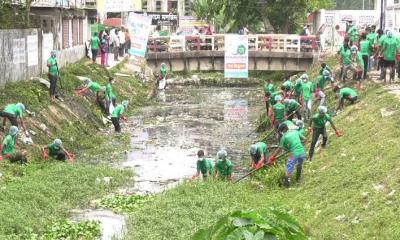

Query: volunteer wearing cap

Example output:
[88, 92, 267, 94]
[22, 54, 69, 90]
[191, 150, 214, 180]
[334, 86, 358, 111]
[111, 100, 129, 133]
[308, 106, 342, 161]
[0, 103, 28, 134]
[380, 30, 397, 83]
[0, 126, 27, 164]
[214, 150, 233, 182]
[47, 50, 59, 101]
[249, 142, 269, 170]
[42, 139, 71, 161]
[300, 74, 313, 120]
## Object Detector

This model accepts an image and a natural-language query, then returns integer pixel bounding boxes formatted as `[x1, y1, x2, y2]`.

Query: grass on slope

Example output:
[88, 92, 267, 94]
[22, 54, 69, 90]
[0, 162, 131, 238]
[0, 59, 149, 238]
[125, 82, 400, 239]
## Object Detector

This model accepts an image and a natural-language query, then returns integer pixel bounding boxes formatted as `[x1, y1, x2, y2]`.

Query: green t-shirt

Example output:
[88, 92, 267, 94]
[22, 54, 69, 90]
[294, 79, 303, 95]
[355, 52, 364, 71]
[2, 134, 14, 155]
[301, 81, 313, 101]
[253, 142, 267, 163]
[359, 40, 371, 56]
[273, 103, 285, 123]
[383, 37, 397, 61]
[88, 81, 101, 92]
[4, 104, 23, 118]
[366, 32, 377, 45]
[160, 66, 168, 77]
[339, 88, 358, 99]
[196, 158, 214, 177]
[378, 35, 387, 47]
[47, 57, 58, 76]
[105, 83, 115, 100]
[215, 159, 233, 180]
[312, 113, 332, 129]
[46, 143, 62, 156]
[263, 83, 274, 94]
[279, 130, 305, 157]
[297, 127, 306, 137]
[111, 105, 124, 118]
[90, 36, 100, 50]
[314, 75, 327, 90]
[341, 49, 352, 65]
[282, 81, 293, 91]
[269, 92, 280, 105]
[280, 120, 295, 128]
[347, 25, 359, 42]
[286, 99, 300, 112]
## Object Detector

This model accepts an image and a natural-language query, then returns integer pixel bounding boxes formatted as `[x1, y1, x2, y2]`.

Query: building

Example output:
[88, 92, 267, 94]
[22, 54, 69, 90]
[143, 0, 192, 16]
[385, 0, 400, 31]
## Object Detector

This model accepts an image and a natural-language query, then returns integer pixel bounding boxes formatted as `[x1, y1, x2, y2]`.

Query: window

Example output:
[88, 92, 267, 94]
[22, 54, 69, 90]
[62, 19, 70, 49]
[184, 0, 192, 16]
[156, 0, 161, 11]
[51, 20, 54, 28]
[395, 0, 399, 4]
[43, 20, 47, 28]
[72, 18, 79, 46]
[79, 19, 83, 44]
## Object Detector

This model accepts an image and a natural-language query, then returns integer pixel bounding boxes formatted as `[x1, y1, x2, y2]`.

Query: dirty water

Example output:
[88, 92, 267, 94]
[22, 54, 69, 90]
[122, 85, 263, 194]
[73, 85, 263, 240]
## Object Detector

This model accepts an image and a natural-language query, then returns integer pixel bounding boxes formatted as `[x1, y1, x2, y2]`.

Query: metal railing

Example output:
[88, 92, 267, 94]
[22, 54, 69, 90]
[147, 34, 318, 53]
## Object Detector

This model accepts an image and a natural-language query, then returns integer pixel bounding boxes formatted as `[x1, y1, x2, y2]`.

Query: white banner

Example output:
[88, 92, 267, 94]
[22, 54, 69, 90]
[13, 38, 26, 64]
[27, 35, 38, 66]
[105, 0, 134, 12]
[224, 35, 248, 78]
[127, 13, 152, 58]
[42, 33, 54, 68]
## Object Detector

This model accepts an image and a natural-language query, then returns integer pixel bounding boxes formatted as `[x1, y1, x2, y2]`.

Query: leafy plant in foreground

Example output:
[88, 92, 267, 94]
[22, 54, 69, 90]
[100, 195, 150, 213]
[24, 220, 101, 240]
[193, 208, 308, 240]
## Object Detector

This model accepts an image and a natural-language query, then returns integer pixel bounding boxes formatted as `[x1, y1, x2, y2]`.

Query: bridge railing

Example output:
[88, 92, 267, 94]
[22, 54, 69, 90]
[147, 34, 318, 53]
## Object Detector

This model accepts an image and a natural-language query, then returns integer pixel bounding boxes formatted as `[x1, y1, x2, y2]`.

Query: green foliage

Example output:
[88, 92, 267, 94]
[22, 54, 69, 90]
[0, 162, 131, 237]
[0, 0, 30, 29]
[193, 209, 308, 240]
[100, 195, 150, 213]
[25, 220, 101, 240]
[192, 0, 335, 33]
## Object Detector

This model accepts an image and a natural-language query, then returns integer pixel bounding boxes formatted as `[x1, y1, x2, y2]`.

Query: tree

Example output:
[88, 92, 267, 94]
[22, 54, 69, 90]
[192, 0, 335, 34]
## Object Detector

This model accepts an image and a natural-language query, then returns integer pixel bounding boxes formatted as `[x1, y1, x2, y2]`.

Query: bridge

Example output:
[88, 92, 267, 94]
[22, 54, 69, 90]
[145, 34, 319, 72]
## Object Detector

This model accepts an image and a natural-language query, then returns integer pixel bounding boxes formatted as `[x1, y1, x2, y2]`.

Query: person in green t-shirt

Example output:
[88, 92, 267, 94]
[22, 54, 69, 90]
[249, 142, 269, 170]
[111, 100, 128, 133]
[191, 150, 214, 180]
[265, 91, 280, 116]
[214, 150, 233, 182]
[340, 45, 357, 83]
[313, 71, 329, 107]
[334, 86, 358, 111]
[350, 45, 364, 91]
[347, 21, 359, 46]
[283, 99, 301, 121]
[0, 103, 28, 134]
[281, 79, 293, 99]
[293, 77, 303, 103]
[319, 63, 332, 76]
[380, 31, 397, 83]
[76, 79, 107, 112]
[0, 126, 27, 164]
[295, 119, 307, 137]
[105, 77, 117, 116]
[47, 50, 59, 101]
[263, 79, 275, 111]
[89, 32, 101, 63]
[300, 74, 313, 120]
[376, 29, 387, 79]
[270, 124, 306, 187]
[359, 33, 372, 80]
[272, 95, 285, 129]
[42, 138, 72, 161]
[308, 106, 341, 161]
[397, 29, 400, 78]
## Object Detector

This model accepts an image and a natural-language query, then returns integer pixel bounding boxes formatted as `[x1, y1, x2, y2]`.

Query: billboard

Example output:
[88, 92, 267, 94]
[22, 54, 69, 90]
[224, 35, 248, 78]
[127, 13, 152, 57]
